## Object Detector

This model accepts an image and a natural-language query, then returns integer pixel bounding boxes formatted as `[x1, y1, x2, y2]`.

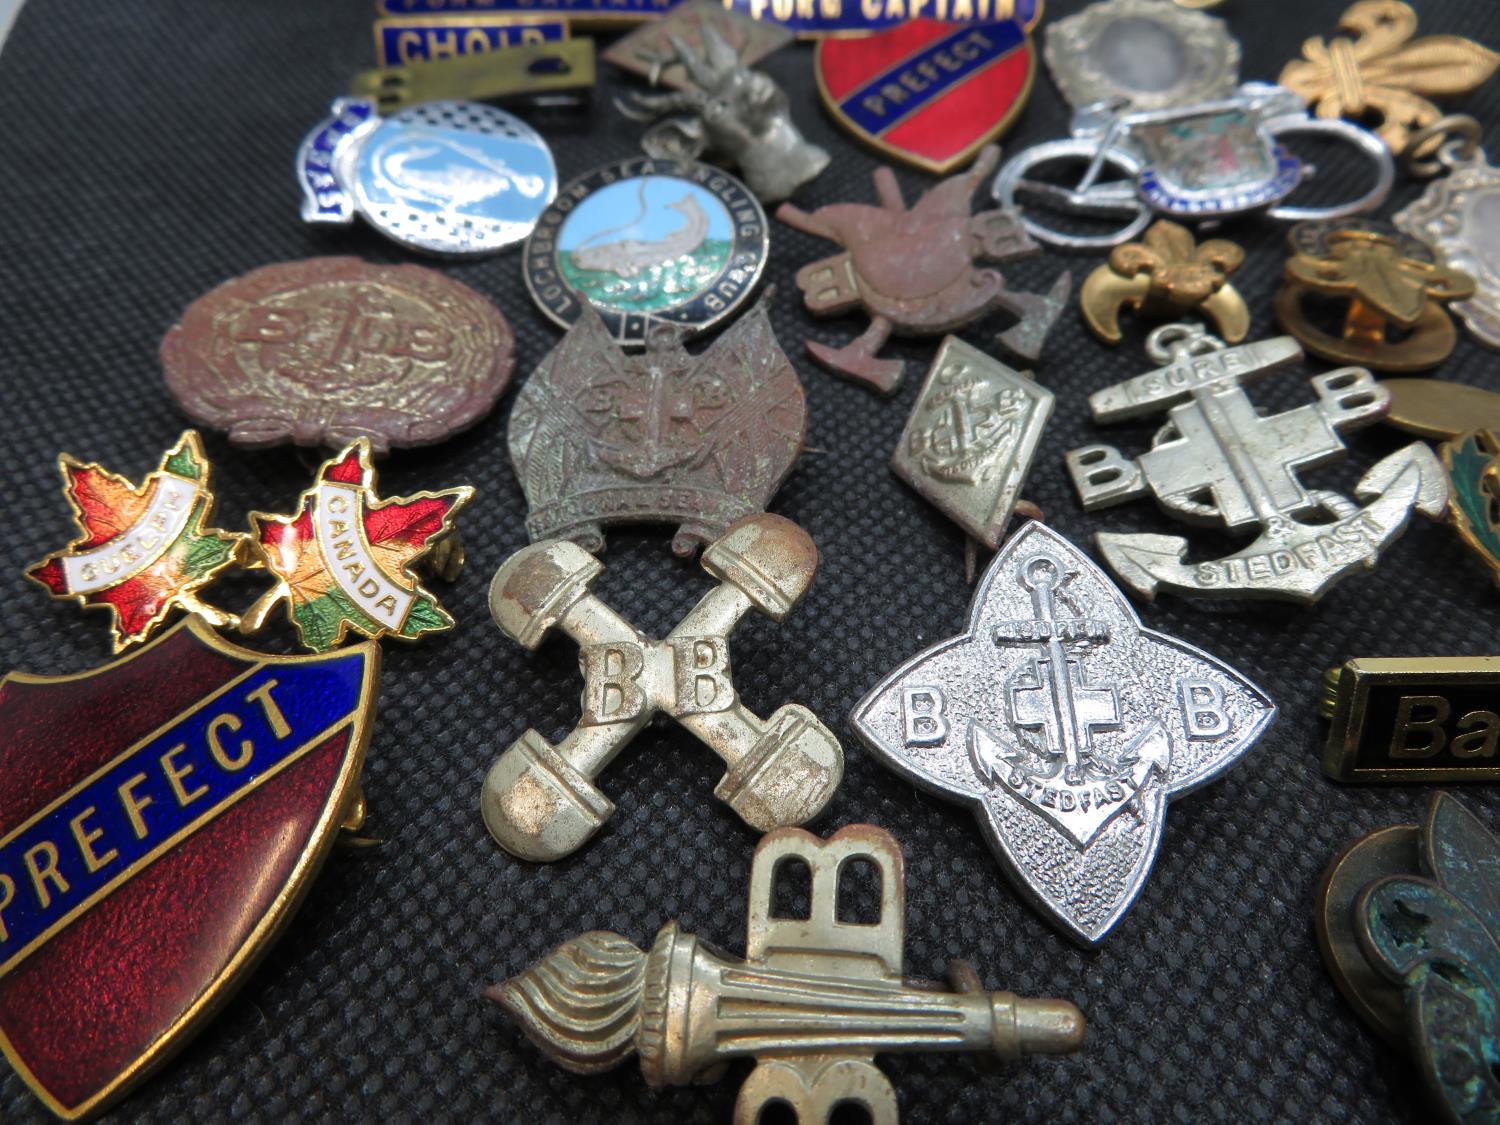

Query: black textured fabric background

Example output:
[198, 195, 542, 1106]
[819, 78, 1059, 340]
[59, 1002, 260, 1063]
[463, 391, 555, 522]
[3, 1, 1500, 1121]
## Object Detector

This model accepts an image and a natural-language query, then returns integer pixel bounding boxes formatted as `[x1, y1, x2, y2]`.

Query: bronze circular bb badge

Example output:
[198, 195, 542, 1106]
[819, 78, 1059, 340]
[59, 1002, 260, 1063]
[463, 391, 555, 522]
[161, 257, 514, 453]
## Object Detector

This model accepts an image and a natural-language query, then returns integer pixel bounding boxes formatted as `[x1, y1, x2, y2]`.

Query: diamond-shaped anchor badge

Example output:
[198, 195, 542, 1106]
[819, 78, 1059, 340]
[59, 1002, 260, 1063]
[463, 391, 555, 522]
[852, 522, 1276, 944]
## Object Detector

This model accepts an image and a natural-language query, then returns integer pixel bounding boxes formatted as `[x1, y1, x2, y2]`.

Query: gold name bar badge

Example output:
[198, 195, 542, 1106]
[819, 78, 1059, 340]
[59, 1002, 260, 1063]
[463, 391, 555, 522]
[1321, 657, 1500, 782]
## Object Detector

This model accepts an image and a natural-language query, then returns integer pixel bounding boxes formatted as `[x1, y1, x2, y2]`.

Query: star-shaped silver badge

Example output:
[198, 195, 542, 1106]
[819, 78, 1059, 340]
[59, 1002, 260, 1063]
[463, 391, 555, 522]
[852, 522, 1276, 944]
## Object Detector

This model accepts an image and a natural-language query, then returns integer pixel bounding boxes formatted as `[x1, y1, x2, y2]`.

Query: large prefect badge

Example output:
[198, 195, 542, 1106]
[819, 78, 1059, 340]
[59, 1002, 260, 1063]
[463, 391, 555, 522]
[8, 433, 470, 1119]
[814, 9, 1040, 174]
[852, 522, 1275, 944]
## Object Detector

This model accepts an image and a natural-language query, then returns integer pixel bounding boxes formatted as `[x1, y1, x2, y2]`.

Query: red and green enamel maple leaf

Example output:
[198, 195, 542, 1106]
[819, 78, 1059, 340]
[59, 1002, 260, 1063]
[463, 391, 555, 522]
[245, 439, 473, 653]
[26, 431, 248, 651]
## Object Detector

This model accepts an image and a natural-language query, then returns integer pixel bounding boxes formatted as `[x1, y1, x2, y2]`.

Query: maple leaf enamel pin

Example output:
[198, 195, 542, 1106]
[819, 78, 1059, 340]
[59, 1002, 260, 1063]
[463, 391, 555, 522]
[243, 439, 472, 652]
[26, 431, 248, 652]
[851, 522, 1275, 944]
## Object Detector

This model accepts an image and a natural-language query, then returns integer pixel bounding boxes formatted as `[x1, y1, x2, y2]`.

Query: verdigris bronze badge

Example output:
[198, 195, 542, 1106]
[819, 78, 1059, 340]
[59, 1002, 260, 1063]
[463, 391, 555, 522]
[1318, 794, 1500, 1121]
[161, 258, 516, 453]
[509, 299, 805, 556]
[490, 824, 1085, 1121]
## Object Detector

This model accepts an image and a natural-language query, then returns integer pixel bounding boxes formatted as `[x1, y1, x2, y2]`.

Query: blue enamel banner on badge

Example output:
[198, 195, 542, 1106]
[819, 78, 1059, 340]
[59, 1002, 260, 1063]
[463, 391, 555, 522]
[377, 0, 681, 16]
[0, 653, 366, 967]
[299, 100, 377, 222]
[375, 0, 1038, 33]
[376, 18, 569, 66]
[836, 21, 1025, 136]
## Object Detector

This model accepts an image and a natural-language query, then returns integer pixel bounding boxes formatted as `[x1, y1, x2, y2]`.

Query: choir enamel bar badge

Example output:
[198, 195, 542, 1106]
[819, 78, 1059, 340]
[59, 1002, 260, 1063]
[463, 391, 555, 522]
[815, 10, 1040, 174]
[0, 621, 378, 1120]
[852, 522, 1275, 943]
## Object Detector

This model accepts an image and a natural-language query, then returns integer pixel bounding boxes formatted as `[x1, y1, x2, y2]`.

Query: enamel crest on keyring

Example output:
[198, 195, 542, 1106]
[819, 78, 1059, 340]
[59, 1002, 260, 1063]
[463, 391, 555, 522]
[298, 96, 558, 255]
[992, 82, 1394, 249]
[1065, 325, 1448, 604]
[852, 522, 1275, 943]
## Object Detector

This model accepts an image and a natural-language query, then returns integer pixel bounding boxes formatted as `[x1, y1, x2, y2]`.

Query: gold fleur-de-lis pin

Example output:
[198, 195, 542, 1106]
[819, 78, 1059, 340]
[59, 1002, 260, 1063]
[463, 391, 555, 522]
[1280, 1, 1499, 156]
[1079, 220, 1249, 345]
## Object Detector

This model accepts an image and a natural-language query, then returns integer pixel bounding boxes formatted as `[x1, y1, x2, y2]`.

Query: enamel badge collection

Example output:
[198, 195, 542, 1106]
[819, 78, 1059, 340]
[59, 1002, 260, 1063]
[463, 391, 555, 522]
[8, 0, 1500, 1121]
[11, 434, 467, 1118]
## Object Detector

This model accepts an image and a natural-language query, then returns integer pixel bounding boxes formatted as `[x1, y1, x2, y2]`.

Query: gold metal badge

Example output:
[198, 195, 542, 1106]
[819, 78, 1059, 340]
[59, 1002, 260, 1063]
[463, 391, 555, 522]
[1079, 220, 1249, 345]
[1279, 0, 1499, 156]
[1321, 657, 1500, 782]
[349, 39, 597, 111]
[1381, 380, 1500, 442]
[1275, 219, 1475, 371]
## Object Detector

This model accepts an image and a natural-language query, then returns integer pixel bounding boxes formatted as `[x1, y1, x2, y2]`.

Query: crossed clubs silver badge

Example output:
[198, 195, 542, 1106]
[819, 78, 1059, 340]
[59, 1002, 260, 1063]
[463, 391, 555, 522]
[852, 522, 1275, 944]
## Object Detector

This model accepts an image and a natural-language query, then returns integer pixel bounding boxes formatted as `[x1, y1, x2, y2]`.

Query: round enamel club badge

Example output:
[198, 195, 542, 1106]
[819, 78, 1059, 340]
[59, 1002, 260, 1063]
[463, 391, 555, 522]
[815, 10, 1041, 175]
[522, 157, 768, 347]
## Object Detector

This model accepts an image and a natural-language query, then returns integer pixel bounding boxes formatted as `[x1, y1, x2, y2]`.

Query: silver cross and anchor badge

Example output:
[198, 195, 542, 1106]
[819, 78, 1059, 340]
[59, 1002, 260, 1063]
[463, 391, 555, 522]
[853, 522, 1275, 944]
[1065, 324, 1449, 604]
[481, 513, 842, 861]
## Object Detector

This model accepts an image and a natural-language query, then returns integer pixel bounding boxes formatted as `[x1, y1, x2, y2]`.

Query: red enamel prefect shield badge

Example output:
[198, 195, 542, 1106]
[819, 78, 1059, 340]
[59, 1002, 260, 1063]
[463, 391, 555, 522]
[815, 15, 1039, 175]
[0, 620, 378, 1119]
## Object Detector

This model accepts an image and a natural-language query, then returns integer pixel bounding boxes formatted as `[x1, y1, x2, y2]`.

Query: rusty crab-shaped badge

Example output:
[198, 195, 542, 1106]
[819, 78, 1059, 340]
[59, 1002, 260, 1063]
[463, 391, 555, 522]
[776, 145, 1070, 395]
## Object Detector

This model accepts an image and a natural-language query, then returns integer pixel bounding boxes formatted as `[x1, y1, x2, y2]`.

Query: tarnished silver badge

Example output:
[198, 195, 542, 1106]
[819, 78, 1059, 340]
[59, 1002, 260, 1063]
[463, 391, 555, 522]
[892, 336, 1053, 552]
[298, 97, 557, 256]
[1064, 325, 1448, 604]
[1394, 141, 1500, 349]
[852, 521, 1275, 944]
[508, 298, 806, 555]
[1044, 0, 1240, 112]
[482, 514, 842, 862]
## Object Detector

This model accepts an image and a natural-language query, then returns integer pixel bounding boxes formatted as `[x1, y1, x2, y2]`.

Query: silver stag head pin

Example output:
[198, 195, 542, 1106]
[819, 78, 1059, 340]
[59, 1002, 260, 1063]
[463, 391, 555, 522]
[616, 24, 830, 203]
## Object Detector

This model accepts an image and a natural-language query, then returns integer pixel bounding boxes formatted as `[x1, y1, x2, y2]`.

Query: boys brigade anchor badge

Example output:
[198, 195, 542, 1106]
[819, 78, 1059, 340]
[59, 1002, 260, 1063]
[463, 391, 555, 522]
[814, 9, 1041, 175]
[852, 521, 1275, 943]
[4, 433, 471, 1119]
